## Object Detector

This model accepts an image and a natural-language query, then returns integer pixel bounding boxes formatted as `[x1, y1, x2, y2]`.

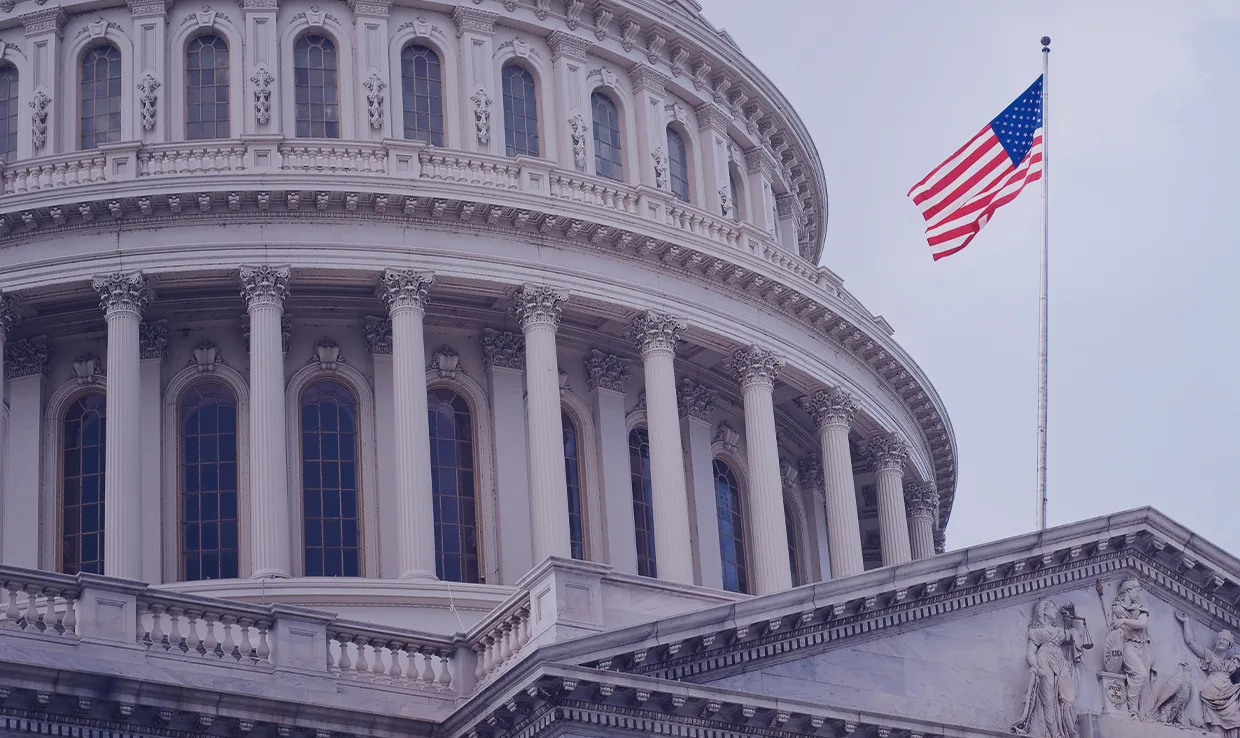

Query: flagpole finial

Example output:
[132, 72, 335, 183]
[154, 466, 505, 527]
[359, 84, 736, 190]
[1041, 36, 1051, 50]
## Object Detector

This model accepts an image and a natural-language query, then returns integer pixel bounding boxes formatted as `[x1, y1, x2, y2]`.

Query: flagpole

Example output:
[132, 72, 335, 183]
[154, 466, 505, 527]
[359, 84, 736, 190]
[1035, 36, 1051, 530]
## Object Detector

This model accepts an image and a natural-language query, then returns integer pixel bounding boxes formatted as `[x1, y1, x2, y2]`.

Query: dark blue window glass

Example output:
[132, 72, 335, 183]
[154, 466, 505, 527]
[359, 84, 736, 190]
[428, 388, 479, 583]
[628, 427, 656, 578]
[713, 459, 748, 594]
[591, 91, 622, 181]
[785, 503, 800, 587]
[401, 44, 443, 146]
[563, 411, 585, 560]
[501, 63, 538, 157]
[294, 34, 340, 138]
[667, 127, 689, 203]
[62, 393, 106, 575]
[0, 64, 18, 161]
[301, 380, 361, 576]
[80, 44, 122, 149]
[186, 34, 230, 140]
[180, 382, 239, 581]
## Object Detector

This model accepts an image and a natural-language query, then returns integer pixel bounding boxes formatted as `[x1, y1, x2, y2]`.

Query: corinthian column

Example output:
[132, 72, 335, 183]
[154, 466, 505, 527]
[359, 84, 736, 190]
[92, 272, 154, 580]
[512, 285, 571, 562]
[240, 265, 292, 579]
[868, 432, 912, 566]
[729, 345, 791, 595]
[378, 269, 437, 579]
[904, 481, 939, 560]
[627, 311, 694, 584]
[799, 387, 864, 578]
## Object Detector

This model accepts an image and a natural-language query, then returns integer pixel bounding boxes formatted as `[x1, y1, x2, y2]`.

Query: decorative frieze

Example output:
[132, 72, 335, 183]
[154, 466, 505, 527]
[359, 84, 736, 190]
[93, 272, 154, 318]
[20, 6, 67, 35]
[626, 310, 684, 355]
[866, 433, 909, 472]
[584, 349, 629, 392]
[482, 328, 525, 371]
[652, 146, 669, 189]
[451, 6, 497, 36]
[511, 285, 567, 330]
[239, 265, 290, 308]
[363, 316, 392, 355]
[30, 91, 50, 151]
[629, 63, 667, 94]
[729, 345, 784, 390]
[547, 30, 590, 62]
[568, 114, 588, 170]
[5, 335, 50, 378]
[377, 268, 432, 314]
[798, 386, 857, 430]
[676, 378, 716, 421]
[139, 320, 168, 360]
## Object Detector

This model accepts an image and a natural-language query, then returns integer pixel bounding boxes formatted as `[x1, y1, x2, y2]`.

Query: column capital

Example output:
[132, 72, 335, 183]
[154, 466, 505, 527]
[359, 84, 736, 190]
[547, 30, 591, 62]
[798, 386, 857, 430]
[20, 6, 67, 37]
[866, 432, 909, 472]
[139, 320, 168, 360]
[798, 455, 823, 496]
[729, 345, 784, 390]
[585, 349, 630, 392]
[364, 315, 392, 355]
[934, 528, 947, 555]
[626, 310, 685, 356]
[0, 292, 21, 339]
[676, 378, 716, 421]
[5, 335, 50, 378]
[451, 5, 497, 36]
[377, 268, 432, 315]
[904, 481, 939, 519]
[240, 265, 291, 309]
[511, 284, 567, 330]
[93, 272, 154, 319]
[482, 328, 525, 371]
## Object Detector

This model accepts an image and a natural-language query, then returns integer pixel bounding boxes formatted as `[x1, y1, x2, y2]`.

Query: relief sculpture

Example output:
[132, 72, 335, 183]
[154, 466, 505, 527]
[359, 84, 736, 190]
[1011, 599, 1087, 738]
[1176, 611, 1240, 736]
[1101, 576, 1156, 718]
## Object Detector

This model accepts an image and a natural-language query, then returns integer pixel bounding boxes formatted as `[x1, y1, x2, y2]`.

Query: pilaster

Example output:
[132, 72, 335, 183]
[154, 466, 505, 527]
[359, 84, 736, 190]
[451, 6, 498, 154]
[350, 0, 392, 141]
[798, 455, 831, 581]
[21, 7, 67, 156]
[242, 0, 280, 134]
[744, 148, 777, 235]
[695, 101, 732, 218]
[1, 336, 47, 568]
[630, 63, 668, 190]
[585, 350, 635, 575]
[482, 328, 533, 583]
[138, 320, 166, 583]
[0, 293, 18, 520]
[678, 378, 717, 589]
[128, 0, 169, 143]
[547, 31, 591, 172]
[367, 319, 397, 578]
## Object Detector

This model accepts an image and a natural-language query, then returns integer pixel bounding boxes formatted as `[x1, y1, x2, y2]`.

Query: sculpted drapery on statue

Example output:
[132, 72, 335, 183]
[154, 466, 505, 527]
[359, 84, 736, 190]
[1176, 611, 1240, 736]
[1103, 576, 1156, 718]
[1012, 599, 1085, 738]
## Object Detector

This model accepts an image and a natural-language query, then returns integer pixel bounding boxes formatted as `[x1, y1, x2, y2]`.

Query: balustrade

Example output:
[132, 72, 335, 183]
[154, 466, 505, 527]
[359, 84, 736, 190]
[139, 143, 247, 176]
[279, 142, 388, 174]
[326, 622, 457, 694]
[549, 173, 639, 215]
[2, 151, 106, 194]
[418, 150, 520, 190]
[0, 571, 79, 638]
[137, 594, 273, 665]
[466, 596, 532, 685]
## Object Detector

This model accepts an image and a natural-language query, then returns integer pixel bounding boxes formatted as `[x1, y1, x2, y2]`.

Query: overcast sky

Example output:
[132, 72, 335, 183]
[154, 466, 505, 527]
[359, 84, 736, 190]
[699, 0, 1240, 552]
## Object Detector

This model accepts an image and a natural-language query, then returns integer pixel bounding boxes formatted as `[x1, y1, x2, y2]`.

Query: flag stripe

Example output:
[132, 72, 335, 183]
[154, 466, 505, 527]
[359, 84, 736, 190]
[907, 127, 992, 196]
[910, 133, 1003, 205]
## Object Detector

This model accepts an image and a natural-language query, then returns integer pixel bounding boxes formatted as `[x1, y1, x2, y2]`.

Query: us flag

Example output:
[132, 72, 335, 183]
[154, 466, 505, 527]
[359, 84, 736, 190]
[908, 77, 1044, 260]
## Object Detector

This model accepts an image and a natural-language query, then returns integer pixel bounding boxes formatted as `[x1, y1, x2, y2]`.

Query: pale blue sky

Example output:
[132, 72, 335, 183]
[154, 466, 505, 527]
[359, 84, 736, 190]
[700, 1, 1240, 551]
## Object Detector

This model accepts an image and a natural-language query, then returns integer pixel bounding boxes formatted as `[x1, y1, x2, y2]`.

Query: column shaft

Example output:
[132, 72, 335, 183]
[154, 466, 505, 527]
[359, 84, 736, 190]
[870, 433, 912, 567]
[909, 514, 935, 559]
[905, 481, 940, 560]
[585, 350, 635, 575]
[523, 323, 570, 560]
[392, 307, 436, 578]
[820, 423, 863, 577]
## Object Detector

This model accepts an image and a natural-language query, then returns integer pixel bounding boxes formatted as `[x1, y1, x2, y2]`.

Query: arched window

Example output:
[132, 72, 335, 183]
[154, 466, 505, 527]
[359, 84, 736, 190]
[80, 44, 122, 149]
[591, 91, 622, 181]
[728, 169, 743, 222]
[713, 459, 748, 593]
[666, 127, 689, 203]
[501, 63, 538, 157]
[62, 393, 106, 575]
[428, 388, 480, 583]
[294, 34, 340, 139]
[300, 380, 361, 577]
[785, 503, 800, 587]
[628, 427, 656, 577]
[563, 411, 586, 560]
[400, 43, 443, 146]
[186, 34, 230, 140]
[180, 382, 239, 581]
[0, 64, 18, 161]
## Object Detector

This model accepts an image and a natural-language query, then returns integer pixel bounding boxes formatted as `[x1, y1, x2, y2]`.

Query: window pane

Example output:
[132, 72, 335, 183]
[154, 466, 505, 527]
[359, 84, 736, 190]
[713, 459, 749, 594]
[563, 412, 585, 560]
[501, 64, 539, 157]
[786, 504, 800, 587]
[300, 380, 361, 575]
[591, 92, 623, 181]
[186, 35, 230, 141]
[429, 388, 480, 582]
[667, 127, 691, 203]
[293, 35, 340, 139]
[62, 394, 107, 574]
[0, 65, 18, 161]
[179, 382, 240, 580]
[80, 44, 123, 149]
[628, 428, 656, 578]
[401, 44, 444, 146]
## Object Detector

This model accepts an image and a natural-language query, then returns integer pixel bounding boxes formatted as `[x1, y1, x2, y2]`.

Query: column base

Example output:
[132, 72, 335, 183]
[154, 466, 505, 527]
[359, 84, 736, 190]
[398, 569, 439, 582]
[251, 569, 292, 580]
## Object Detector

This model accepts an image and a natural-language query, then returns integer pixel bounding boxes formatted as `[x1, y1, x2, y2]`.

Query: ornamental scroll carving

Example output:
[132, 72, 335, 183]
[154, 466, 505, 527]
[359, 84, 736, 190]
[363, 72, 386, 130]
[137, 72, 160, 131]
[139, 319, 168, 360]
[250, 67, 274, 125]
[5, 335, 50, 378]
[584, 349, 629, 392]
[568, 113, 588, 169]
[363, 316, 392, 355]
[798, 386, 857, 430]
[676, 378, 716, 421]
[30, 90, 50, 150]
[652, 146, 669, 189]
[1010, 598, 1085, 738]
[93, 272, 154, 317]
[511, 284, 567, 329]
[482, 328, 524, 371]
[0, 292, 20, 339]
[626, 310, 685, 355]
[729, 345, 784, 390]
[377, 268, 432, 314]
[471, 88, 492, 145]
[239, 265, 290, 308]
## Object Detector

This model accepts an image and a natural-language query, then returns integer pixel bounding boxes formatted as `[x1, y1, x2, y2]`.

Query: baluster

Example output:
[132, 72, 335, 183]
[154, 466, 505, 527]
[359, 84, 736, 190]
[61, 591, 77, 636]
[353, 636, 370, 678]
[37, 163, 50, 189]
[45, 589, 66, 635]
[472, 643, 486, 680]
[499, 623, 514, 663]
[336, 632, 352, 672]
[3, 582, 20, 628]
[418, 645, 436, 688]
[386, 641, 404, 684]
[255, 621, 271, 663]
[436, 649, 453, 692]
[203, 611, 220, 657]
[369, 638, 386, 679]
[150, 604, 168, 650]
[238, 618, 256, 662]
[516, 607, 531, 647]
[185, 610, 202, 654]
[221, 615, 239, 660]
[166, 607, 185, 652]
[22, 585, 44, 632]
[481, 636, 495, 675]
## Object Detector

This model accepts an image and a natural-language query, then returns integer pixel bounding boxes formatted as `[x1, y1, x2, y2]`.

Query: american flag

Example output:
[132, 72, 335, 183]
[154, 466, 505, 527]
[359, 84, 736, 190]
[908, 76, 1044, 260]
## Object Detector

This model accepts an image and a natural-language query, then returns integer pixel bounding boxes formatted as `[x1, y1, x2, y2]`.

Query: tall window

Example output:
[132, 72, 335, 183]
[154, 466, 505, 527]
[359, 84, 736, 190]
[501, 63, 538, 157]
[294, 34, 340, 138]
[591, 91, 622, 181]
[300, 380, 361, 577]
[728, 169, 742, 222]
[666, 127, 690, 203]
[785, 503, 800, 587]
[713, 459, 748, 594]
[80, 44, 122, 149]
[180, 382, 239, 581]
[563, 411, 586, 560]
[400, 43, 444, 146]
[428, 388, 480, 583]
[0, 65, 17, 161]
[186, 34, 230, 140]
[62, 394, 106, 575]
[628, 427, 656, 578]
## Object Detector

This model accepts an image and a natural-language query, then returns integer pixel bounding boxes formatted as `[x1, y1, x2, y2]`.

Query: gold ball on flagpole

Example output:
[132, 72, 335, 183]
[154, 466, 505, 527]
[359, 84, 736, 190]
[1041, 36, 1051, 48]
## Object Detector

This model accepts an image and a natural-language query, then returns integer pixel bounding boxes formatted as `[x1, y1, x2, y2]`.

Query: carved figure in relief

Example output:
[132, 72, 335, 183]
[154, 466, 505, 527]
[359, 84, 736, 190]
[1010, 599, 1084, 738]
[1176, 611, 1240, 736]
[1148, 660, 1194, 726]
[471, 88, 491, 145]
[1103, 577, 1156, 718]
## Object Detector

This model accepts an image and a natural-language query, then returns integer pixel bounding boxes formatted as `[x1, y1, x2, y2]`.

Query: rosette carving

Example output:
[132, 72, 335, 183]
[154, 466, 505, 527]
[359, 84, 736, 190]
[626, 310, 685, 355]
[377, 268, 432, 314]
[482, 328, 525, 370]
[866, 432, 909, 472]
[677, 378, 716, 421]
[511, 284, 567, 329]
[798, 386, 857, 430]
[92, 272, 154, 317]
[584, 349, 630, 392]
[239, 265, 290, 309]
[729, 345, 784, 390]
[903, 481, 939, 519]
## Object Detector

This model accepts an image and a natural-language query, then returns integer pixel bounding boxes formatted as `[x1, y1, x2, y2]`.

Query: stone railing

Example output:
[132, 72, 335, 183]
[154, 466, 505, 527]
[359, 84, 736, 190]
[2, 150, 108, 194]
[137, 589, 275, 665]
[139, 141, 248, 176]
[548, 171, 640, 215]
[279, 140, 389, 174]
[0, 568, 81, 638]
[327, 619, 457, 692]
[418, 149, 521, 190]
[463, 589, 533, 686]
